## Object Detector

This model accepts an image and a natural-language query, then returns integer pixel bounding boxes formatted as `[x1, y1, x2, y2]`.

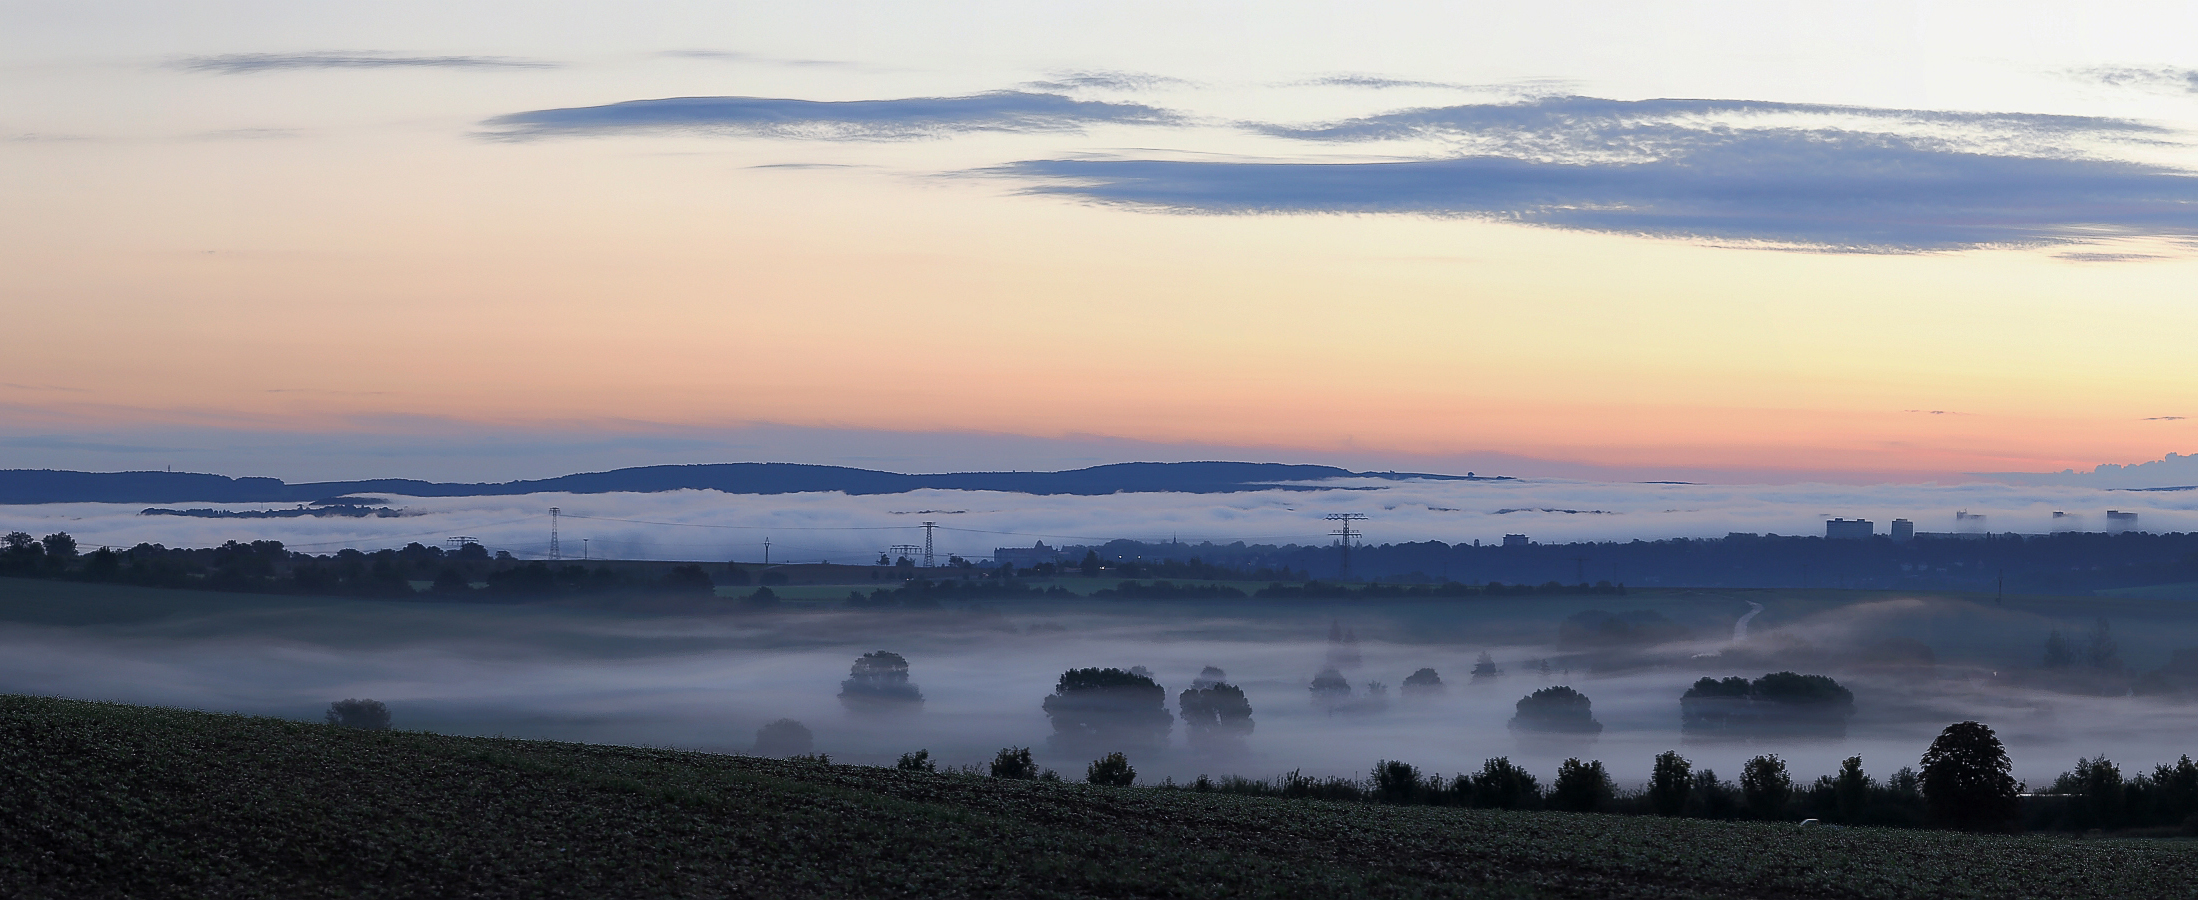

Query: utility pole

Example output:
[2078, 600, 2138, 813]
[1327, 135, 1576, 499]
[921, 521, 937, 569]
[1325, 513, 1368, 579]
[549, 508, 560, 561]
[763, 538, 770, 566]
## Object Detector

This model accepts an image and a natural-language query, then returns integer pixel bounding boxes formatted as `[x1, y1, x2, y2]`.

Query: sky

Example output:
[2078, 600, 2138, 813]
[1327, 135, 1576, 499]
[6, 1, 2198, 483]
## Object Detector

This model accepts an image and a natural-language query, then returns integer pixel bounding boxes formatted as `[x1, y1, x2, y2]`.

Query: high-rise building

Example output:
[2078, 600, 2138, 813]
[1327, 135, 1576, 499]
[1826, 518, 1874, 540]
[1501, 534, 1530, 547]
[1890, 518, 1913, 542]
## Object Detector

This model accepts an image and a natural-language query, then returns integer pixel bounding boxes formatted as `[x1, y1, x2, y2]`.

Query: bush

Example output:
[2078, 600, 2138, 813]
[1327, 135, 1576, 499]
[1741, 754, 1792, 819]
[1920, 721, 2020, 830]
[1401, 667, 1443, 695]
[1551, 758, 1614, 812]
[840, 650, 924, 711]
[1086, 752, 1136, 786]
[1649, 750, 1692, 816]
[896, 750, 935, 773]
[1470, 757, 1541, 809]
[1371, 759, 1422, 803]
[754, 718, 813, 757]
[991, 746, 1038, 780]
[325, 699, 391, 730]
[741, 587, 780, 609]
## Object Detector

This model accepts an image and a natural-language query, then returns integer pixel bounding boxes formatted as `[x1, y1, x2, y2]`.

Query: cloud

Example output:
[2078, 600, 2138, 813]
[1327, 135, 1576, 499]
[990, 96, 2198, 252]
[2056, 251, 2168, 262]
[1301, 75, 1478, 90]
[1904, 410, 1970, 416]
[2143, 416, 2188, 421]
[1020, 71, 1191, 92]
[485, 91, 1182, 140]
[2079, 66, 2198, 94]
[177, 52, 556, 74]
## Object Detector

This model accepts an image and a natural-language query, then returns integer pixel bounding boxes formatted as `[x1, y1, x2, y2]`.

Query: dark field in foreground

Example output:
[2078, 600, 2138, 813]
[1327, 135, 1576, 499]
[7, 698, 2198, 898]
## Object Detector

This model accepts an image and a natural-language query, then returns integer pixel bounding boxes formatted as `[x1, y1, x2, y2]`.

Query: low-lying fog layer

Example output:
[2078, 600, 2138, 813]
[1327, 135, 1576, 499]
[6, 477, 2198, 560]
[6, 584, 2197, 789]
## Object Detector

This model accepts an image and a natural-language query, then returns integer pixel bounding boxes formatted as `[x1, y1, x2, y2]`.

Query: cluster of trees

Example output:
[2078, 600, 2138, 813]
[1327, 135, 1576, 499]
[2030, 754, 2198, 833]
[1249, 581, 1625, 600]
[843, 579, 1074, 609]
[0, 532, 800, 603]
[1090, 580, 1250, 600]
[1058, 531, 2198, 593]
[1681, 672, 1857, 738]
[1134, 722, 2022, 831]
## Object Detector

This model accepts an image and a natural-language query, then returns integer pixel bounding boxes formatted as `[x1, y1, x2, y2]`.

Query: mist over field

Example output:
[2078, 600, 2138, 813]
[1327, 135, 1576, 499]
[7, 578, 2197, 791]
[8, 476, 2198, 562]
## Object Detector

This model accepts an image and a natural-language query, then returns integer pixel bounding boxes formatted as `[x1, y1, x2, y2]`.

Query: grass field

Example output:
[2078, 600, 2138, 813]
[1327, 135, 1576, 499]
[5, 695, 2197, 899]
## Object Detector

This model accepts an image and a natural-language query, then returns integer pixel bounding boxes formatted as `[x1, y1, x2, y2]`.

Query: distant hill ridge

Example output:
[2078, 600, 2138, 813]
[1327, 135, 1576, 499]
[0, 461, 1495, 504]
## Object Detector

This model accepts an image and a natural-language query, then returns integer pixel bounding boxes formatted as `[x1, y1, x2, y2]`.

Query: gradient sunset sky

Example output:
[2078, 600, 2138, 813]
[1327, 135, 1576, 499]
[6, 1, 2197, 482]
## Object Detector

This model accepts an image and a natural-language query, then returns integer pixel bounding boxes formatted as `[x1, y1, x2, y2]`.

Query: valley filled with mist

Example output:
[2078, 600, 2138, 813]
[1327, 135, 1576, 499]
[8, 575, 2195, 793]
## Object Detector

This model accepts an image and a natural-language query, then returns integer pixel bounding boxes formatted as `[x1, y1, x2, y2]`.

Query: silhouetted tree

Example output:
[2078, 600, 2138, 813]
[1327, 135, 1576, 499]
[1372, 759, 1422, 803]
[1649, 750, 1692, 816]
[741, 586, 780, 609]
[1551, 758, 1613, 812]
[1178, 682, 1254, 747]
[1920, 721, 2020, 830]
[2054, 755, 2124, 830]
[1508, 686, 1602, 735]
[1469, 757, 1541, 809]
[325, 698, 390, 730]
[2042, 629, 2074, 669]
[990, 746, 1038, 779]
[39, 532, 76, 559]
[1309, 667, 1351, 710]
[1079, 550, 1102, 577]
[1085, 752, 1136, 786]
[839, 650, 924, 712]
[1835, 756, 1871, 823]
[754, 718, 813, 756]
[1401, 667, 1444, 696]
[1471, 651, 1500, 678]
[1042, 667, 1172, 753]
[896, 749, 935, 773]
[1740, 754, 1792, 819]
[2084, 618, 2121, 670]
[1191, 665, 1227, 689]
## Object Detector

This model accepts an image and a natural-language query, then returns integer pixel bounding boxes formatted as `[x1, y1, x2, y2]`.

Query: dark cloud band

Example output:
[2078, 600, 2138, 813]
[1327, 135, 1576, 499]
[485, 91, 1179, 140]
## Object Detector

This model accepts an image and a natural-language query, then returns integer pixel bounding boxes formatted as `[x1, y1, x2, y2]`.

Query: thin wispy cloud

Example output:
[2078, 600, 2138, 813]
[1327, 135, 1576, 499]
[177, 52, 556, 74]
[2079, 66, 2198, 94]
[484, 91, 1182, 140]
[1020, 71, 1192, 92]
[2143, 416, 2188, 421]
[1302, 75, 1478, 90]
[988, 96, 2198, 253]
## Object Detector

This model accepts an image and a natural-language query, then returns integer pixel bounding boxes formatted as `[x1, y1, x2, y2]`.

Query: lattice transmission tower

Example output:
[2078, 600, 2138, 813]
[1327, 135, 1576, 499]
[1325, 513, 1368, 579]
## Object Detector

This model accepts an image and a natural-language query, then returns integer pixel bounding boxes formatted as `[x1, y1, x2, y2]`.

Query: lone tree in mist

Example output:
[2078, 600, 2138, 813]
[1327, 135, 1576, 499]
[1508, 686, 1603, 736]
[839, 650, 924, 712]
[1085, 751, 1136, 786]
[1178, 682, 1255, 748]
[1919, 721, 2020, 830]
[325, 699, 391, 730]
[1401, 667, 1444, 696]
[1471, 652, 1500, 679]
[754, 718, 814, 757]
[1043, 668, 1172, 753]
[1648, 750, 1692, 817]
[1308, 668, 1351, 710]
[1191, 666, 1227, 689]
